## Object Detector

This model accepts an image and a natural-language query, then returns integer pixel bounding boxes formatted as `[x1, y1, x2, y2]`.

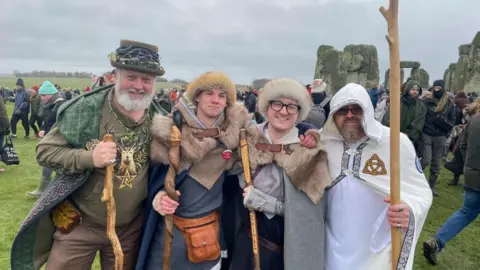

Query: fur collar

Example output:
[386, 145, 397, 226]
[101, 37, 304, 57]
[150, 102, 249, 166]
[244, 124, 331, 203]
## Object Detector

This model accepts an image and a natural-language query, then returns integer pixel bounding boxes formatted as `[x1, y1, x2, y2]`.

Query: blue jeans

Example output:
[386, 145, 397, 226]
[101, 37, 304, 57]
[435, 188, 480, 249]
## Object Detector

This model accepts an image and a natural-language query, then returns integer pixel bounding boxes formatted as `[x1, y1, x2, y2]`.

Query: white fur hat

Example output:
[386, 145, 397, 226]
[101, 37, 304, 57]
[311, 79, 327, 93]
[257, 78, 313, 122]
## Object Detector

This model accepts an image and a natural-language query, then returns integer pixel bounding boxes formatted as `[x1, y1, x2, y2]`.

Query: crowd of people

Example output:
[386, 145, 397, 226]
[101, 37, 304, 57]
[0, 39, 478, 270]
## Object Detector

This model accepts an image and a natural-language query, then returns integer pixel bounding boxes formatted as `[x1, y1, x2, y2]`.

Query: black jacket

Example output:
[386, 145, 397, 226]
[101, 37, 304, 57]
[422, 96, 455, 137]
[460, 113, 480, 191]
[41, 94, 65, 134]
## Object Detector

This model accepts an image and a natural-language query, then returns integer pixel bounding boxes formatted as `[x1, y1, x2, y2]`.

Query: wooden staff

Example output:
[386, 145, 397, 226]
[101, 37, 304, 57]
[101, 134, 124, 270]
[240, 129, 261, 270]
[380, 1, 401, 269]
[163, 125, 182, 270]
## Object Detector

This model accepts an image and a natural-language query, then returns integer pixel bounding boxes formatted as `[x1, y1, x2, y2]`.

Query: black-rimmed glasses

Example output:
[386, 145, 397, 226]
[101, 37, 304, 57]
[269, 100, 301, 115]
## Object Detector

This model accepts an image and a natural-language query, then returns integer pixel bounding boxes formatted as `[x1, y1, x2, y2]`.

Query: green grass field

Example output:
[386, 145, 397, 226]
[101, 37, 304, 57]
[0, 101, 479, 269]
[0, 76, 182, 91]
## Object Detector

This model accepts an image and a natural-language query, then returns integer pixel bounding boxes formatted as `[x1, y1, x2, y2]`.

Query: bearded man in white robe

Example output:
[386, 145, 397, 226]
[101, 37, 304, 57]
[320, 83, 433, 270]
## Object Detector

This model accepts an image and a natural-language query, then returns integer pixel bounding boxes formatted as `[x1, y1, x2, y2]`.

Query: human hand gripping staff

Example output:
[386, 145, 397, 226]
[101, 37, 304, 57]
[162, 124, 182, 270]
[101, 133, 124, 270]
[240, 129, 261, 270]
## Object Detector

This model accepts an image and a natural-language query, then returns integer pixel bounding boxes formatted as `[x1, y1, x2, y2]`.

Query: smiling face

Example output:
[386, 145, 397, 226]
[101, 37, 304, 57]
[266, 97, 299, 134]
[195, 88, 228, 120]
[114, 69, 156, 112]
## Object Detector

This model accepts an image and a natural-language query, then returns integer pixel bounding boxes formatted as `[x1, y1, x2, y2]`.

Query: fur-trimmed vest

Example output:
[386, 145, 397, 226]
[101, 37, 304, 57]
[150, 102, 250, 189]
[243, 124, 331, 203]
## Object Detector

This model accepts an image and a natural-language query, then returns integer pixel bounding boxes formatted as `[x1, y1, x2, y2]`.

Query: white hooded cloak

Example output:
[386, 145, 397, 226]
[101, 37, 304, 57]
[320, 83, 433, 270]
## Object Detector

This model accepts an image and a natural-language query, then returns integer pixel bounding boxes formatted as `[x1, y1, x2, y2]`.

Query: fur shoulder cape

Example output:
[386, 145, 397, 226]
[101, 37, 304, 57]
[243, 124, 331, 203]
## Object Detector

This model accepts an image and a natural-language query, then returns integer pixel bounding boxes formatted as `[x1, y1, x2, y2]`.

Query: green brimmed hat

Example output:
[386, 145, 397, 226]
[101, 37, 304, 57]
[108, 40, 165, 76]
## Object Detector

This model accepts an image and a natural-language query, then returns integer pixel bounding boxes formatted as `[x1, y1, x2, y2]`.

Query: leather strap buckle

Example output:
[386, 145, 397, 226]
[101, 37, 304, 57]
[192, 127, 221, 140]
[255, 143, 283, 153]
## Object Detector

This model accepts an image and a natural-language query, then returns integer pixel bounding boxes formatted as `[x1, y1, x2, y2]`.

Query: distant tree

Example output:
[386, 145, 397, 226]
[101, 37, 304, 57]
[252, 78, 270, 89]
[156, 77, 168, 82]
[9, 70, 94, 78]
[171, 78, 188, 85]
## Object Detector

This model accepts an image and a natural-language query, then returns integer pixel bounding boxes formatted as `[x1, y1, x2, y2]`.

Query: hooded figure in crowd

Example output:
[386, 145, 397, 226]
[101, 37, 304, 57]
[382, 80, 427, 156]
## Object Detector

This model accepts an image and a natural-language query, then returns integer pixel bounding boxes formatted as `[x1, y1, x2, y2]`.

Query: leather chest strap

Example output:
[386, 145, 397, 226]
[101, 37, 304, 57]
[192, 127, 221, 140]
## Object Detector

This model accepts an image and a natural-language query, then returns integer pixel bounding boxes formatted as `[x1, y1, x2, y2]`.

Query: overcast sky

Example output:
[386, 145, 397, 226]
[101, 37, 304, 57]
[0, 0, 478, 84]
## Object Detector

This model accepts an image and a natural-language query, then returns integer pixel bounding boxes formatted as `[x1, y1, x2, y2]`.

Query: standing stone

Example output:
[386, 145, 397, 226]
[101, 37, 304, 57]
[315, 48, 347, 96]
[443, 68, 449, 82]
[445, 63, 456, 91]
[314, 45, 334, 79]
[459, 44, 472, 56]
[342, 44, 380, 89]
[455, 54, 470, 91]
[464, 32, 480, 92]
[384, 68, 405, 89]
[400, 61, 421, 69]
[410, 68, 430, 89]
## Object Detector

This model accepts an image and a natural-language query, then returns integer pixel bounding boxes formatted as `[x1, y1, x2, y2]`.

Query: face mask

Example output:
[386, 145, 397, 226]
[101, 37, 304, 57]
[433, 89, 444, 99]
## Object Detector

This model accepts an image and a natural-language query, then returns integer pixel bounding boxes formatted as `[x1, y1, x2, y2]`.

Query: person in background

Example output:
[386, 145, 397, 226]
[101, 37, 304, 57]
[423, 109, 480, 266]
[64, 87, 73, 101]
[382, 80, 426, 156]
[244, 88, 257, 114]
[305, 79, 327, 129]
[29, 85, 42, 138]
[73, 88, 80, 97]
[170, 88, 177, 103]
[26, 81, 65, 197]
[10, 78, 30, 139]
[374, 87, 389, 122]
[421, 79, 456, 196]
[0, 94, 10, 173]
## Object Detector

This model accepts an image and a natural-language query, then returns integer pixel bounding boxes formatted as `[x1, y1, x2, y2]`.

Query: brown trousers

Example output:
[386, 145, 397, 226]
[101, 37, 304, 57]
[46, 213, 143, 270]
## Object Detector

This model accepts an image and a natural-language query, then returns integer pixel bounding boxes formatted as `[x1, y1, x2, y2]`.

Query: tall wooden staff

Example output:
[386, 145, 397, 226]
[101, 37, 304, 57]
[380, 0, 401, 268]
[163, 125, 182, 270]
[101, 134, 124, 270]
[240, 129, 261, 270]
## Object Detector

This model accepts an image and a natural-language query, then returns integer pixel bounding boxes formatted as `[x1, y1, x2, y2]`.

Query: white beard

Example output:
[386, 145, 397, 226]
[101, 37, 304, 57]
[115, 87, 154, 112]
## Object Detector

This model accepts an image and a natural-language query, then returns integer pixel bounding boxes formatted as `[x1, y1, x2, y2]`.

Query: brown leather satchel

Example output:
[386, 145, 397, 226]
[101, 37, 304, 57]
[173, 212, 221, 263]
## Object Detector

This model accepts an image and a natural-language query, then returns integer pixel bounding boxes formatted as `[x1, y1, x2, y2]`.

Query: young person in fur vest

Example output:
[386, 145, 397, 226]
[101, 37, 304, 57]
[136, 71, 249, 270]
[228, 79, 331, 270]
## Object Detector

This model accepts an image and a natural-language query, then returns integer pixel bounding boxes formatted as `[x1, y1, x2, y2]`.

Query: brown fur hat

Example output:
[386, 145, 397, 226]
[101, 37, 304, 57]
[185, 71, 237, 106]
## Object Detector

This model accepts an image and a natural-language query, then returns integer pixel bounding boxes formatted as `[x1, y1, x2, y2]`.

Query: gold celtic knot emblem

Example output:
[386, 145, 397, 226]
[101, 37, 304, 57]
[362, 154, 387, 176]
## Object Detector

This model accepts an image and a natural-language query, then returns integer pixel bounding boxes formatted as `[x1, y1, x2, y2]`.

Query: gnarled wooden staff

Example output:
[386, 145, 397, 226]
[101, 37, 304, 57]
[380, 0, 401, 268]
[101, 133, 124, 270]
[163, 125, 182, 270]
[240, 129, 261, 270]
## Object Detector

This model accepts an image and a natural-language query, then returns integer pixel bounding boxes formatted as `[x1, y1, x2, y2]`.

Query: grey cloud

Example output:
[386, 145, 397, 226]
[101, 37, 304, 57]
[0, 0, 478, 85]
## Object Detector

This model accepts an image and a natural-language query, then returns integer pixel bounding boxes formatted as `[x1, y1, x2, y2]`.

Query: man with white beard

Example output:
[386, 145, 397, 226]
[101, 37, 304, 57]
[320, 83, 433, 270]
[10, 40, 167, 270]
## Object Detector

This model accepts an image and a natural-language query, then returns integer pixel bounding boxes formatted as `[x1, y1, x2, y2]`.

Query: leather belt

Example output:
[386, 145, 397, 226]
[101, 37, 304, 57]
[255, 143, 283, 152]
[245, 227, 282, 253]
[192, 127, 221, 140]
